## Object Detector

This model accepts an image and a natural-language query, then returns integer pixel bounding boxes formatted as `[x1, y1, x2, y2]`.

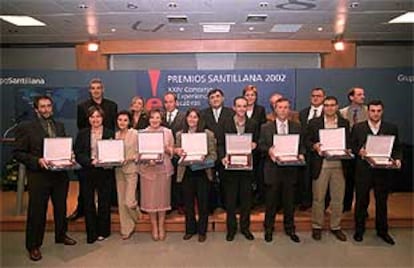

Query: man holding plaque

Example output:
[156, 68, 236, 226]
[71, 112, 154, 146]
[259, 98, 304, 243]
[201, 88, 234, 212]
[163, 92, 186, 214]
[218, 96, 259, 241]
[306, 96, 350, 241]
[351, 100, 402, 245]
[14, 95, 76, 261]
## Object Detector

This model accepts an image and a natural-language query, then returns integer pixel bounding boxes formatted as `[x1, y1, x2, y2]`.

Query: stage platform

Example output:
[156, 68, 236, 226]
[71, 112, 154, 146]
[1, 182, 413, 233]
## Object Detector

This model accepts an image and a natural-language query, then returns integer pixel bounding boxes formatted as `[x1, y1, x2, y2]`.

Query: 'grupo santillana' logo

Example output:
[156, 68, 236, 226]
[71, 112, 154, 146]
[0, 77, 45, 85]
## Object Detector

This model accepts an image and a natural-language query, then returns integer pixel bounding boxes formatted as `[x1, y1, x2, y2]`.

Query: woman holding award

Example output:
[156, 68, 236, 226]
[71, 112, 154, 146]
[115, 110, 141, 240]
[137, 109, 174, 241]
[74, 106, 114, 244]
[175, 108, 217, 242]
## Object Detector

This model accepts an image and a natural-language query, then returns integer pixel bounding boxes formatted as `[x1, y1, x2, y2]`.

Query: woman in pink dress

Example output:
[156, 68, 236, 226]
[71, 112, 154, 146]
[137, 109, 174, 241]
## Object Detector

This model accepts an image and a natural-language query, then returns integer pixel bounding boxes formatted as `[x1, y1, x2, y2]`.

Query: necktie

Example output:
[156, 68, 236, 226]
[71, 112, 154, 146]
[47, 120, 56, 138]
[312, 109, 318, 119]
[214, 110, 219, 123]
[280, 123, 286, 135]
[167, 112, 172, 125]
[352, 109, 358, 125]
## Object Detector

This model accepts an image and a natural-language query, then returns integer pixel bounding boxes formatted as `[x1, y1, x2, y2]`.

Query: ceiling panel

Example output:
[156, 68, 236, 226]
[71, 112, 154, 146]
[0, 0, 412, 44]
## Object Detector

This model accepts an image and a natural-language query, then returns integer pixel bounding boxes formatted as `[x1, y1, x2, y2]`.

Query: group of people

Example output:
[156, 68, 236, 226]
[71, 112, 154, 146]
[14, 79, 402, 262]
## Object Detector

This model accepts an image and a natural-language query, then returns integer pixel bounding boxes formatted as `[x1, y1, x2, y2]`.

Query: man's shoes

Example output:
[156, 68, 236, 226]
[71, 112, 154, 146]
[183, 233, 194, 240]
[198, 234, 207, 242]
[226, 232, 236, 242]
[241, 230, 255, 241]
[331, 230, 347, 242]
[312, 229, 322, 241]
[67, 210, 84, 221]
[87, 236, 97, 244]
[353, 232, 363, 242]
[287, 232, 300, 243]
[264, 230, 273, 243]
[28, 248, 42, 261]
[377, 233, 395, 245]
[56, 235, 77, 245]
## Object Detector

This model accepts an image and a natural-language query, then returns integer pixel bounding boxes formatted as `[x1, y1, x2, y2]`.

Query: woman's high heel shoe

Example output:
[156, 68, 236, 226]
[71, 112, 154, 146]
[151, 228, 159, 241]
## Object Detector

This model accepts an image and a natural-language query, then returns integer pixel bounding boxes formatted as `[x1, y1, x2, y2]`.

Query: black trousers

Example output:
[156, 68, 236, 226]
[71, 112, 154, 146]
[253, 154, 265, 205]
[264, 169, 297, 234]
[182, 168, 210, 235]
[355, 168, 391, 235]
[76, 169, 117, 213]
[81, 168, 112, 241]
[297, 153, 312, 207]
[343, 160, 356, 211]
[209, 163, 225, 211]
[26, 170, 69, 251]
[171, 157, 183, 209]
[223, 170, 253, 233]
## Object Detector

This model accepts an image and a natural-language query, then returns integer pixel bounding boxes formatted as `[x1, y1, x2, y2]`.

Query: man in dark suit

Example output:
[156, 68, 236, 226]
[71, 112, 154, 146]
[14, 95, 76, 261]
[68, 78, 118, 221]
[218, 96, 259, 241]
[298, 87, 325, 210]
[340, 87, 368, 212]
[163, 91, 186, 213]
[351, 100, 402, 245]
[243, 85, 267, 206]
[306, 96, 350, 242]
[259, 98, 304, 243]
[201, 88, 234, 212]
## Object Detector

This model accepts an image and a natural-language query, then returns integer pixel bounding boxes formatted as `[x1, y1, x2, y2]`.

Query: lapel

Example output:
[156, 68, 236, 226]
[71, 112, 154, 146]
[34, 118, 48, 138]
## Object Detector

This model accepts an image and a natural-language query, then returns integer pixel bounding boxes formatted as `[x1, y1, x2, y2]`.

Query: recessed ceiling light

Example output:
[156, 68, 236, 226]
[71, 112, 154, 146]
[317, 26, 323, 32]
[87, 42, 99, 52]
[248, 26, 255, 31]
[246, 14, 267, 22]
[270, 24, 302, 32]
[349, 2, 359, 9]
[111, 28, 116, 32]
[179, 27, 185, 32]
[0, 15, 46, 26]
[388, 12, 414, 23]
[127, 3, 138, 9]
[259, 2, 269, 8]
[78, 4, 88, 9]
[201, 23, 234, 33]
[168, 2, 177, 8]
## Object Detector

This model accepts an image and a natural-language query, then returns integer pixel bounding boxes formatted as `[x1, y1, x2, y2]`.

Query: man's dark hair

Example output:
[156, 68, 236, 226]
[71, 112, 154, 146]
[367, 100, 384, 109]
[33, 95, 53, 109]
[233, 96, 248, 106]
[324, 96, 338, 105]
[207, 88, 224, 98]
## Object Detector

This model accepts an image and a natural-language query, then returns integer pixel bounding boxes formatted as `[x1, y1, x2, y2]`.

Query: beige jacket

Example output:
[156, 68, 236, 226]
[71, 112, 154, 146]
[176, 129, 217, 182]
[115, 128, 138, 174]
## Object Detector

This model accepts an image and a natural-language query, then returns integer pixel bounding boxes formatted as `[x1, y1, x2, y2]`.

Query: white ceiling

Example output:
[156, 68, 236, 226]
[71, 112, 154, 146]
[0, 0, 413, 44]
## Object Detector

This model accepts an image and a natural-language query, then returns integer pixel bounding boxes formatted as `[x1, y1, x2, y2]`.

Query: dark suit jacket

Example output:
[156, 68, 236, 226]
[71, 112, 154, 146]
[217, 116, 259, 160]
[77, 98, 118, 131]
[14, 118, 67, 172]
[306, 116, 351, 180]
[74, 127, 115, 168]
[132, 112, 149, 130]
[249, 105, 267, 127]
[299, 106, 325, 129]
[162, 110, 186, 138]
[201, 106, 234, 144]
[351, 121, 402, 176]
[259, 120, 305, 185]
